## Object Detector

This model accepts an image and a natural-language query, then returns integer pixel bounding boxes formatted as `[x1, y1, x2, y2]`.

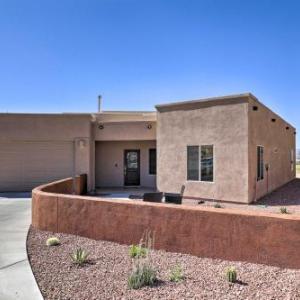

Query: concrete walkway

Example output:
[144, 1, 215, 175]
[0, 194, 43, 300]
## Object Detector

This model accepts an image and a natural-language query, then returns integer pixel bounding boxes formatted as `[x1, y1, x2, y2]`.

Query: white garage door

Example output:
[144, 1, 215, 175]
[0, 141, 74, 192]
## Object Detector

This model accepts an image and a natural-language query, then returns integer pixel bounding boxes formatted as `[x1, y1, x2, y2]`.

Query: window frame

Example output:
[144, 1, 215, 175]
[187, 145, 214, 183]
[148, 148, 157, 175]
[257, 145, 264, 181]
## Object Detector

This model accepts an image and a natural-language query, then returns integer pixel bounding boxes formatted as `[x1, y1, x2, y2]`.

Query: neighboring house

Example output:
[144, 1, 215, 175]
[0, 93, 296, 203]
[297, 149, 300, 164]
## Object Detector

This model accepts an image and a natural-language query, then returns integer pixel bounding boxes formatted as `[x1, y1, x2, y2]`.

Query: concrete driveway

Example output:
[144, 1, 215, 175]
[0, 193, 43, 300]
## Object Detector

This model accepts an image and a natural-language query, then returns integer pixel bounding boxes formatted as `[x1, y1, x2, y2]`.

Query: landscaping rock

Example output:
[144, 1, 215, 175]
[27, 226, 300, 300]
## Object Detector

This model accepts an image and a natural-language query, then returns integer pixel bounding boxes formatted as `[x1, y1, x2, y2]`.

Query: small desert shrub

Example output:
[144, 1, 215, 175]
[46, 237, 60, 246]
[214, 203, 222, 208]
[226, 266, 237, 283]
[280, 207, 288, 214]
[70, 248, 88, 266]
[169, 264, 184, 282]
[128, 263, 157, 289]
[128, 230, 157, 289]
[129, 244, 148, 259]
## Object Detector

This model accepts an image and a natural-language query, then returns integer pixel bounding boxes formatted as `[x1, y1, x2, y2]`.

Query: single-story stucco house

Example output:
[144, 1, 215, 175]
[0, 93, 296, 203]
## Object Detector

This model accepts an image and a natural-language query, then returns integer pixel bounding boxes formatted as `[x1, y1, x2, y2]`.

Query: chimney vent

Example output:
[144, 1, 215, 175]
[98, 95, 102, 113]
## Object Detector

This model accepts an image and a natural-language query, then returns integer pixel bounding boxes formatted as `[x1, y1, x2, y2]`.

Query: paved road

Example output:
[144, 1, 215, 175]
[0, 194, 43, 300]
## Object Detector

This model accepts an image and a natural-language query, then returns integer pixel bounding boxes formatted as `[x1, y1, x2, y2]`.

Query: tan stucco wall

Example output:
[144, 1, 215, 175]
[0, 114, 91, 141]
[157, 102, 249, 203]
[0, 113, 157, 192]
[95, 140, 156, 188]
[93, 121, 156, 141]
[0, 114, 94, 190]
[248, 99, 296, 201]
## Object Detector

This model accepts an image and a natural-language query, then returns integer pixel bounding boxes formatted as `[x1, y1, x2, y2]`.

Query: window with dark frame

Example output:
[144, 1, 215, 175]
[187, 146, 199, 180]
[257, 146, 264, 181]
[201, 145, 214, 182]
[187, 145, 213, 182]
[149, 148, 156, 175]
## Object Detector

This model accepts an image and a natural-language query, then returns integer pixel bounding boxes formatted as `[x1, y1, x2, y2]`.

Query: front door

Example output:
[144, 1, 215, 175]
[124, 150, 140, 186]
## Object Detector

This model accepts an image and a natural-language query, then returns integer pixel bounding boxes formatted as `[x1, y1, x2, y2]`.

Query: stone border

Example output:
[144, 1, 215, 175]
[32, 176, 300, 269]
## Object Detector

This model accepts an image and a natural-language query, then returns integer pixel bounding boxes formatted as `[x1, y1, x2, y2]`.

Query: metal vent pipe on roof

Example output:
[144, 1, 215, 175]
[98, 95, 102, 113]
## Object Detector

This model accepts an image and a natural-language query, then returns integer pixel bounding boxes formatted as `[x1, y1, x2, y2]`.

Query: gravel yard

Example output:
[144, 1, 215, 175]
[28, 226, 300, 300]
[184, 179, 300, 214]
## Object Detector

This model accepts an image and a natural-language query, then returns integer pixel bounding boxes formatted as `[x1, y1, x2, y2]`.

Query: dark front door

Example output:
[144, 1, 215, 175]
[124, 150, 140, 186]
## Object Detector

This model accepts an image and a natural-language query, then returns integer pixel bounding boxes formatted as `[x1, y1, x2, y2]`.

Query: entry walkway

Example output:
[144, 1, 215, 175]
[0, 194, 43, 300]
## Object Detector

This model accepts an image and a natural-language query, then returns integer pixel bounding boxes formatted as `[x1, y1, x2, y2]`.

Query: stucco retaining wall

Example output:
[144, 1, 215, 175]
[32, 178, 300, 269]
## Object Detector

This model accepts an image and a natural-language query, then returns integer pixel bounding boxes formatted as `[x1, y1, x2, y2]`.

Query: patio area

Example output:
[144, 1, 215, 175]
[94, 187, 157, 200]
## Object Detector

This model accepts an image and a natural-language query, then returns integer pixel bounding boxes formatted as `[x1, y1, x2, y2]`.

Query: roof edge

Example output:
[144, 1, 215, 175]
[155, 93, 254, 112]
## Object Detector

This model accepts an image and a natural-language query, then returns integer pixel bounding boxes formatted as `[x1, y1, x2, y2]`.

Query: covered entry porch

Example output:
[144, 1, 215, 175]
[95, 140, 157, 191]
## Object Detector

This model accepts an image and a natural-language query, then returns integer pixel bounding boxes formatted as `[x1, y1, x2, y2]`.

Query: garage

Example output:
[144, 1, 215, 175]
[0, 141, 74, 192]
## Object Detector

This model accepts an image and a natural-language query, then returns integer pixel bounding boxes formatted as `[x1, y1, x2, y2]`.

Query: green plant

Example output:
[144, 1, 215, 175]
[214, 203, 222, 208]
[128, 263, 157, 289]
[280, 207, 288, 214]
[46, 237, 60, 246]
[169, 264, 184, 282]
[129, 244, 147, 259]
[226, 266, 237, 283]
[70, 248, 88, 266]
[128, 230, 157, 289]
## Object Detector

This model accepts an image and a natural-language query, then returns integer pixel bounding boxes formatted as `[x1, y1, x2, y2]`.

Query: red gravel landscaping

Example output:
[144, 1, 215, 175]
[27, 226, 300, 300]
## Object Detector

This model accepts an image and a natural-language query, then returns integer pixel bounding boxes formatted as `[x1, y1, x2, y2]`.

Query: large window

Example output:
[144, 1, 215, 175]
[257, 146, 264, 181]
[149, 148, 156, 175]
[187, 145, 214, 182]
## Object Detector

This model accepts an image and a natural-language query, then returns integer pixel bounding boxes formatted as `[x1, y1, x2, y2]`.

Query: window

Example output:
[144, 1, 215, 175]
[291, 149, 294, 172]
[187, 145, 214, 182]
[187, 146, 199, 180]
[149, 148, 156, 175]
[257, 146, 264, 181]
[201, 145, 214, 182]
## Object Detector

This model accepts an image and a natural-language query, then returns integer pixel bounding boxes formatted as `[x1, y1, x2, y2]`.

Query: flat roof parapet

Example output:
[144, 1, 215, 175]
[155, 93, 255, 112]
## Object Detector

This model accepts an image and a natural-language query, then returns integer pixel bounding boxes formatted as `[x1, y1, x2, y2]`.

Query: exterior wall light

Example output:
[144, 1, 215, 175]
[147, 124, 152, 130]
[78, 140, 86, 149]
[286, 126, 290, 130]
[98, 124, 104, 130]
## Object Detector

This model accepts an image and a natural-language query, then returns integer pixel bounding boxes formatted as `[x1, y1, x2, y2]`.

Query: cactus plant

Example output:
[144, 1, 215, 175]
[46, 237, 60, 246]
[280, 207, 288, 214]
[226, 266, 237, 283]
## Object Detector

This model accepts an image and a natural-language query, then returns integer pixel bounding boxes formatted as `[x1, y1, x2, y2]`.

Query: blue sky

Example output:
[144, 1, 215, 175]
[0, 0, 299, 145]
